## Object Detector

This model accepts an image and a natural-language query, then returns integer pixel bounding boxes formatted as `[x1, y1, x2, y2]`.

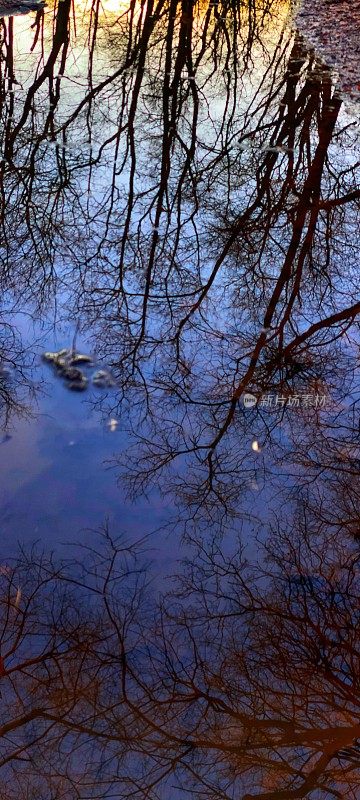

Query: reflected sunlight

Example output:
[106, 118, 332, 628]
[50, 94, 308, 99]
[75, 0, 132, 14]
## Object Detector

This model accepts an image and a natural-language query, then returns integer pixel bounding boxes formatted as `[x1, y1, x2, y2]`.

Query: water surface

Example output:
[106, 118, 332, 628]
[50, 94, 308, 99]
[0, 0, 359, 797]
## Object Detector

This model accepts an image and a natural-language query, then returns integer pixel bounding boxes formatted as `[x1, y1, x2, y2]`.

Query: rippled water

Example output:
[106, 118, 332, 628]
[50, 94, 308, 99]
[0, 0, 359, 797]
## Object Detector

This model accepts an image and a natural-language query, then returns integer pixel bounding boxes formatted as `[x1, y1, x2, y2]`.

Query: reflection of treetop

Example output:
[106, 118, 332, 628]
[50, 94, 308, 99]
[2, 523, 360, 799]
[0, 0, 359, 522]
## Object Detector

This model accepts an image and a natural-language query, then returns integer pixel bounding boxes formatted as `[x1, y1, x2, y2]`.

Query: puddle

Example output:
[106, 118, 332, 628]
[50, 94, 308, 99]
[0, 0, 359, 796]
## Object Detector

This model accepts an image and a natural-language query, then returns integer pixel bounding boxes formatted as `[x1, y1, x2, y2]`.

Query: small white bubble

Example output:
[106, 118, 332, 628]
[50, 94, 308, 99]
[107, 418, 119, 432]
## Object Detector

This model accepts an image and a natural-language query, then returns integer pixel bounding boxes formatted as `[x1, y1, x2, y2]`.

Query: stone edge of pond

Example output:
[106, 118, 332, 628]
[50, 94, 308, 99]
[293, 0, 360, 110]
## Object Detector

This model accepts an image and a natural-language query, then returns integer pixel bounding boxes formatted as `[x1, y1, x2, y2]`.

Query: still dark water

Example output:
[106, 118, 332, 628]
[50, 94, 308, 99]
[0, 0, 359, 797]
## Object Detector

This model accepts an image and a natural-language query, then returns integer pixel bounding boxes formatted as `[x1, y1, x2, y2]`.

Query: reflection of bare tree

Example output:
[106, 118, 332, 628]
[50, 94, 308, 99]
[0, 531, 151, 798]
[2, 518, 360, 799]
[0, 312, 39, 425]
[0, 5, 358, 796]
[0, 0, 358, 514]
[145, 519, 360, 800]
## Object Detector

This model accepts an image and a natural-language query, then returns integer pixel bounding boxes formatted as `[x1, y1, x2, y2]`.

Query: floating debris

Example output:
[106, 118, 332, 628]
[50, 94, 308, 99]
[66, 370, 88, 390]
[54, 357, 70, 373]
[68, 376, 88, 391]
[92, 369, 116, 389]
[42, 348, 115, 393]
[42, 351, 62, 363]
[42, 349, 71, 367]
[70, 354, 93, 365]
[62, 366, 85, 382]
[251, 439, 261, 452]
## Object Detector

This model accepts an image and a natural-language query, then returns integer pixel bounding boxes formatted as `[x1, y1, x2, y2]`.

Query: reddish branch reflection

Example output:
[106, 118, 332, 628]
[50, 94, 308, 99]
[1, 520, 360, 798]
